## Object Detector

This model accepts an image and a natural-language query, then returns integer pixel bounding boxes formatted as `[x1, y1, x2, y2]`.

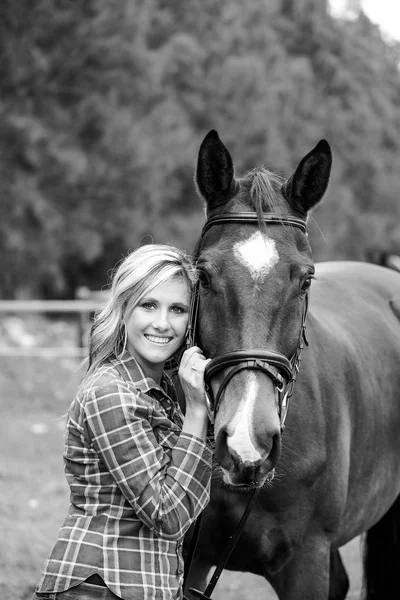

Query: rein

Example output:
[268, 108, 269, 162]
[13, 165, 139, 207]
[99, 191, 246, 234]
[184, 212, 309, 600]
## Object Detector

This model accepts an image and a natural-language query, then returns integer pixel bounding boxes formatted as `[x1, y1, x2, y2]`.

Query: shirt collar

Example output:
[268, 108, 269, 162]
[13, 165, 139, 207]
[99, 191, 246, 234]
[109, 350, 174, 398]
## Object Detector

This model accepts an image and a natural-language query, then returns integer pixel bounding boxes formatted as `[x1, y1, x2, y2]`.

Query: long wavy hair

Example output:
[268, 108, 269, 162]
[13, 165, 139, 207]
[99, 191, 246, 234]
[82, 244, 197, 385]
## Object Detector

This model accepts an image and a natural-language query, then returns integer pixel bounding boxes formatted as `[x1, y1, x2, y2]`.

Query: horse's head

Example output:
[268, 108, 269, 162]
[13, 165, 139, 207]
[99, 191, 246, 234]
[194, 130, 332, 488]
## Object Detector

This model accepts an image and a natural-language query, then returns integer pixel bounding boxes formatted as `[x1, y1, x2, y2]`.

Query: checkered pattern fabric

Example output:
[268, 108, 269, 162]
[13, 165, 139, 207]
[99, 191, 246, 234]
[35, 352, 212, 600]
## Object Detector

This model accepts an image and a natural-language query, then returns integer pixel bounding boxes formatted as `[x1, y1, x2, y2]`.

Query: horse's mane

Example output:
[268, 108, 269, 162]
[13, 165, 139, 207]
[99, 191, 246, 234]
[237, 166, 286, 221]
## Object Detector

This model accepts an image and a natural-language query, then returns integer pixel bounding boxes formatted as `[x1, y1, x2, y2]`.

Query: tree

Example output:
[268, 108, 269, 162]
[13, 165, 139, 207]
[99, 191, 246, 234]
[1, 0, 400, 297]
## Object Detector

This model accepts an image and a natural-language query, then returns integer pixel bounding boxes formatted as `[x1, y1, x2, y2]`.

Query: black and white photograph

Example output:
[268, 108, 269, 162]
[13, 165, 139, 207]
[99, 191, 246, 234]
[1, 1, 400, 599]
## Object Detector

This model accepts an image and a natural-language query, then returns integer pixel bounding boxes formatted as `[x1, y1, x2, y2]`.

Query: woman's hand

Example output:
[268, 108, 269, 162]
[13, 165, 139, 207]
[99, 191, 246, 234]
[178, 346, 211, 439]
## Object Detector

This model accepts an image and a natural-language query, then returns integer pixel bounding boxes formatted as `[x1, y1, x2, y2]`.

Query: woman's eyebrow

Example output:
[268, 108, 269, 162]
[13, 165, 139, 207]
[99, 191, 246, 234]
[171, 301, 189, 309]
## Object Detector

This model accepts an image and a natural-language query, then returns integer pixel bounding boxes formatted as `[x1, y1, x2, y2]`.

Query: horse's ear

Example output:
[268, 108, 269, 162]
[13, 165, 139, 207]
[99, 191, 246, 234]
[281, 140, 332, 215]
[195, 130, 238, 211]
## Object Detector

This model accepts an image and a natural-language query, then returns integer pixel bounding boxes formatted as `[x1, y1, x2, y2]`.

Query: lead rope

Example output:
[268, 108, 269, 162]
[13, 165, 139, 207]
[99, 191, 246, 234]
[184, 487, 260, 600]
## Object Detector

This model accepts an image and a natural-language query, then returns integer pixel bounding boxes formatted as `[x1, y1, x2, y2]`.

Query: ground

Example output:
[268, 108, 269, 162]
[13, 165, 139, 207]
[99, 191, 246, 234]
[0, 315, 363, 600]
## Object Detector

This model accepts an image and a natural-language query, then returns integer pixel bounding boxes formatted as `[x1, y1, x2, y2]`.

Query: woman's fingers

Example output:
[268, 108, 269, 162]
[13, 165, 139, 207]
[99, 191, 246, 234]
[178, 349, 210, 398]
[189, 356, 211, 374]
[180, 346, 206, 370]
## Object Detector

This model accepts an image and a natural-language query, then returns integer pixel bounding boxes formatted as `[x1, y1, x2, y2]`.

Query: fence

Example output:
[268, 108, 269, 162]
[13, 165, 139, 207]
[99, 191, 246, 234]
[0, 298, 106, 357]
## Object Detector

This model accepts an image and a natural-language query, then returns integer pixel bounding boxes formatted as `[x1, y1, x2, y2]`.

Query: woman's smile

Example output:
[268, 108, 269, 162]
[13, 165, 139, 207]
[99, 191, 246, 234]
[144, 334, 173, 345]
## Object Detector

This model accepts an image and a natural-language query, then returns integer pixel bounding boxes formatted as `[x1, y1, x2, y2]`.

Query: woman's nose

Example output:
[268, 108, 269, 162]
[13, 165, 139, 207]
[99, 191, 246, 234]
[153, 311, 170, 330]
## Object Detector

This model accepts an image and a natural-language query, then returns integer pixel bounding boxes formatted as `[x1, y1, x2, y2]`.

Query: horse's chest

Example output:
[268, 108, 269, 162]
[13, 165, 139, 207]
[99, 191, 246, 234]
[195, 495, 295, 577]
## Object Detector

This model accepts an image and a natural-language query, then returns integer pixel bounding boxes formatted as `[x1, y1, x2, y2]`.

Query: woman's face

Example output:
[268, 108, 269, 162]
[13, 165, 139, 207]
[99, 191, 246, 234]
[125, 278, 190, 376]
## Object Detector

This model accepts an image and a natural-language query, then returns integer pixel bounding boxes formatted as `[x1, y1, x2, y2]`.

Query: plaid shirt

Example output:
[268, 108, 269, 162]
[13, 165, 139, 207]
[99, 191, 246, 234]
[35, 352, 212, 600]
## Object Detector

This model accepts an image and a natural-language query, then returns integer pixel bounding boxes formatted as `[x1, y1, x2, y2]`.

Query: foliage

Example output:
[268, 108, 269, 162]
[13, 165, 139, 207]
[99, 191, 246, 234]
[1, 0, 400, 297]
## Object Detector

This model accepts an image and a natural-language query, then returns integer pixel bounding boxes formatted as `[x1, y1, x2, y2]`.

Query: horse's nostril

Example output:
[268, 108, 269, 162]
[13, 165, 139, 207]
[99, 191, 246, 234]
[268, 433, 282, 469]
[215, 429, 233, 471]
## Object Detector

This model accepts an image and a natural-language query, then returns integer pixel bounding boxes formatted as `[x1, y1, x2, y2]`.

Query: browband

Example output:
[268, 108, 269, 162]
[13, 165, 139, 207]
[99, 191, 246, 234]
[201, 213, 307, 237]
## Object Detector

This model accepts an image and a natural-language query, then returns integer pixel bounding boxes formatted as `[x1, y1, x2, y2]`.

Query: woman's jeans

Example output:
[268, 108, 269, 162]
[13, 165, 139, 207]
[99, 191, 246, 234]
[32, 580, 122, 599]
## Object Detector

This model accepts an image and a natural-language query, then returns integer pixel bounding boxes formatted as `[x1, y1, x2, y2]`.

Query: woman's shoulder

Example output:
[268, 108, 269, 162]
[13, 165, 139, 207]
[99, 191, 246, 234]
[77, 361, 156, 409]
[82, 362, 125, 393]
[76, 362, 139, 406]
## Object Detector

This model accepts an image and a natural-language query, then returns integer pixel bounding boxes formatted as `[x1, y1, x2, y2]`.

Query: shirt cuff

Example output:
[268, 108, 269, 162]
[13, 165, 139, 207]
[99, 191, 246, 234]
[177, 431, 213, 462]
[170, 432, 212, 498]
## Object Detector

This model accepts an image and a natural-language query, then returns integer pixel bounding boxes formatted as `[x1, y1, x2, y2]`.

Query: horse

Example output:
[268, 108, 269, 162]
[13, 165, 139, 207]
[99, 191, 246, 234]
[183, 130, 400, 600]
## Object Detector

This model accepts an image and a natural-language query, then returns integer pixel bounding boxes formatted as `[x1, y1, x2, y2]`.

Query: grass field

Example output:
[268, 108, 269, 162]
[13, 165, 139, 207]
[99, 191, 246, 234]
[0, 348, 364, 600]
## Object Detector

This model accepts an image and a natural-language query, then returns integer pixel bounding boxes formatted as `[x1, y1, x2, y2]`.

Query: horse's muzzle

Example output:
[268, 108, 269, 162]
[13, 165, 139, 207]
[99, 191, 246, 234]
[216, 430, 281, 488]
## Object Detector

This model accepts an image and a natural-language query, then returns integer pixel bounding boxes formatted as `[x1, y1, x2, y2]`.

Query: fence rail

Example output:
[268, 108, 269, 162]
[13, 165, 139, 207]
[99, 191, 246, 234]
[0, 299, 104, 313]
[0, 347, 88, 357]
[0, 299, 105, 356]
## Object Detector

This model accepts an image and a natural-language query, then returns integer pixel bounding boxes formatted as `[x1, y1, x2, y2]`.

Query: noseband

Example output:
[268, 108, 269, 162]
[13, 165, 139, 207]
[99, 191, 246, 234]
[187, 212, 309, 431]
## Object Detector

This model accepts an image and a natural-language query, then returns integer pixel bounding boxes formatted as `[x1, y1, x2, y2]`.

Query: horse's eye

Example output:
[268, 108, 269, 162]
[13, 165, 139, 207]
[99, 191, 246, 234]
[301, 276, 313, 294]
[198, 269, 211, 289]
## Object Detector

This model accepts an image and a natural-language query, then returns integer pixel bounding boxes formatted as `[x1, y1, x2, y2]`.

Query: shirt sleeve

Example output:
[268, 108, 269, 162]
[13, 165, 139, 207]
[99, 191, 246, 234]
[83, 381, 212, 541]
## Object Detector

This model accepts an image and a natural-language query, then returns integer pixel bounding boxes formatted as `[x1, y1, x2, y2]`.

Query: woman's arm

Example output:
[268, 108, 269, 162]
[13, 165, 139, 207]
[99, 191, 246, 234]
[82, 383, 212, 541]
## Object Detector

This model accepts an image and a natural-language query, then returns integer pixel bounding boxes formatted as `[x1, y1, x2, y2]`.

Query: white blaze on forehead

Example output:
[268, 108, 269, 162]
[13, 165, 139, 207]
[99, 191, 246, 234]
[233, 231, 279, 281]
[226, 372, 262, 462]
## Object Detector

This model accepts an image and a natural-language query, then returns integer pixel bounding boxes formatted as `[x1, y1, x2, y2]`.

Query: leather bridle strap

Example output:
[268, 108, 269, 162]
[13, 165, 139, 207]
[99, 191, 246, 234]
[204, 350, 293, 423]
[201, 213, 307, 236]
[205, 349, 292, 380]
[186, 487, 261, 600]
[186, 287, 199, 350]
[212, 361, 284, 411]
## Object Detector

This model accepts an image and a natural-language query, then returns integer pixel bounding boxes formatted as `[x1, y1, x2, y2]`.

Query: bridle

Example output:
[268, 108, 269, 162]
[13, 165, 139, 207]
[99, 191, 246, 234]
[187, 212, 309, 432]
[184, 212, 310, 600]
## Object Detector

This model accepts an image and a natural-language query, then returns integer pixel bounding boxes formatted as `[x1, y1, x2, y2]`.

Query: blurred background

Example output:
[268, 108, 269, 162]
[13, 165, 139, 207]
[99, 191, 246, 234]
[1, 0, 399, 598]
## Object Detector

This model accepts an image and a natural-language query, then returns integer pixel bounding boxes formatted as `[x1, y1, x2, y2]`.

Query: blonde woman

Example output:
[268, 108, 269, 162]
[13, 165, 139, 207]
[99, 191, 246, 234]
[32, 244, 212, 600]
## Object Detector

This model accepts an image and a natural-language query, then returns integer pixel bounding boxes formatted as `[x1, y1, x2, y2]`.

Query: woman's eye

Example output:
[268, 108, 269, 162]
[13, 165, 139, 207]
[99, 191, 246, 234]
[171, 306, 186, 314]
[141, 302, 156, 310]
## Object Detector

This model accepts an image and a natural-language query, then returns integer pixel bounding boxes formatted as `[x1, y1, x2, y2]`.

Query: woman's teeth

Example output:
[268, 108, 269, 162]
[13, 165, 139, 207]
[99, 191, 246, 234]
[145, 335, 171, 345]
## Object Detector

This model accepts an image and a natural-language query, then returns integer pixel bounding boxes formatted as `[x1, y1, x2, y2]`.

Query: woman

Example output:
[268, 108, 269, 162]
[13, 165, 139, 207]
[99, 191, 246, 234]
[32, 244, 212, 600]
